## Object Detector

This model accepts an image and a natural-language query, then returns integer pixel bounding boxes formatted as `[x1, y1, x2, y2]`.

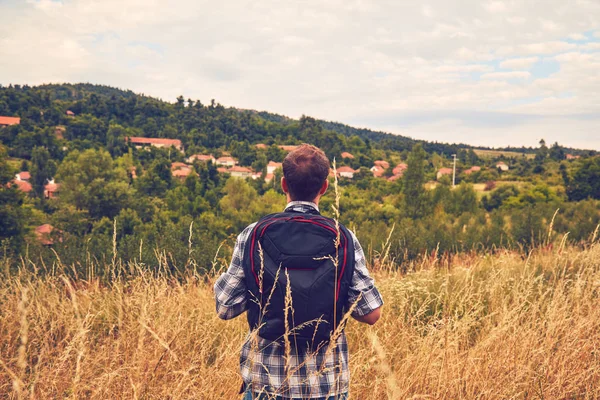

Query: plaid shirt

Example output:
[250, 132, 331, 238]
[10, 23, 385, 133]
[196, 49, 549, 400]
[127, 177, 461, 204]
[215, 201, 384, 399]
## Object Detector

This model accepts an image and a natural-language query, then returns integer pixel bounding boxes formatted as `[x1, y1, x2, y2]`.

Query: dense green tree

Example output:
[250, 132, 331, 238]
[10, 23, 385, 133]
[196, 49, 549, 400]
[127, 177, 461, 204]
[30, 146, 57, 198]
[0, 147, 27, 251]
[56, 149, 133, 219]
[402, 144, 428, 219]
[563, 157, 600, 201]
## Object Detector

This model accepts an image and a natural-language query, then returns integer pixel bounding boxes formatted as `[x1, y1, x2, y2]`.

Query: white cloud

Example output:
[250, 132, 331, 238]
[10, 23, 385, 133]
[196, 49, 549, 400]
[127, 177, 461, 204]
[499, 57, 539, 69]
[485, 1, 507, 13]
[482, 71, 531, 80]
[517, 41, 577, 55]
[1, 0, 599, 149]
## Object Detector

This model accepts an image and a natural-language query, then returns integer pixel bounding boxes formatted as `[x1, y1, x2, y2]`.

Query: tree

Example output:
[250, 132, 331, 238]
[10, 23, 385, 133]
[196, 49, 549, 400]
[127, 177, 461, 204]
[549, 142, 565, 161]
[56, 149, 133, 219]
[563, 157, 600, 201]
[534, 138, 548, 163]
[0, 146, 27, 251]
[30, 146, 57, 198]
[402, 144, 428, 219]
[135, 159, 173, 197]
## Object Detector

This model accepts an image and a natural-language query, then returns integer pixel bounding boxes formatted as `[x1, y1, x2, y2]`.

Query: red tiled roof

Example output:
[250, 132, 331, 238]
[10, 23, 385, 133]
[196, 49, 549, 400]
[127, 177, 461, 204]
[16, 171, 31, 180]
[392, 163, 408, 175]
[0, 116, 20, 126]
[371, 165, 385, 177]
[126, 137, 182, 147]
[337, 166, 355, 173]
[173, 168, 193, 178]
[189, 154, 214, 161]
[229, 166, 252, 173]
[255, 143, 268, 149]
[11, 180, 32, 193]
[171, 162, 188, 170]
[217, 156, 236, 162]
[464, 166, 482, 175]
[35, 224, 55, 246]
[374, 160, 390, 169]
[45, 182, 60, 191]
[341, 152, 354, 159]
[265, 173, 274, 182]
[66, 110, 75, 116]
[217, 167, 229, 173]
[438, 168, 453, 175]
[268, 161, 282, 167]
[388, 174, 402, 182]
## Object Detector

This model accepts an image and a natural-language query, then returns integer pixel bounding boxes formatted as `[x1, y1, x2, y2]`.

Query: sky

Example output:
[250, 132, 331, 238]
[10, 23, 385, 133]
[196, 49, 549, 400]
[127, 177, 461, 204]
[1, 0, 599, 150]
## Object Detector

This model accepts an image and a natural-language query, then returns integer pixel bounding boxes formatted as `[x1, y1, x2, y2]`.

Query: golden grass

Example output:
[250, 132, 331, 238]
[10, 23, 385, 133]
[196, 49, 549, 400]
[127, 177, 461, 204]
[472, 150, 536, 160]
[1, 244, 599, 399]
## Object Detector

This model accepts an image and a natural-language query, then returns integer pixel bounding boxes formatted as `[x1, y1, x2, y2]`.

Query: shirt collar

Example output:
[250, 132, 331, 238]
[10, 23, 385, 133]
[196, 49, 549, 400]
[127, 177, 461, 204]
[284, 200, 319, 213]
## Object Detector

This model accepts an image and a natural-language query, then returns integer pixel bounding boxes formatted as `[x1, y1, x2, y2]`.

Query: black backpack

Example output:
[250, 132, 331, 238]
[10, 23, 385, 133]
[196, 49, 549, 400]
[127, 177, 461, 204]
[242, 209, 355, 350]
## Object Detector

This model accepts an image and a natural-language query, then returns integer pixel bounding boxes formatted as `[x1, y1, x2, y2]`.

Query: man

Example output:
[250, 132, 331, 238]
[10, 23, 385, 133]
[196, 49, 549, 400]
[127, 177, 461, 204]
[215, 144, 383, 400]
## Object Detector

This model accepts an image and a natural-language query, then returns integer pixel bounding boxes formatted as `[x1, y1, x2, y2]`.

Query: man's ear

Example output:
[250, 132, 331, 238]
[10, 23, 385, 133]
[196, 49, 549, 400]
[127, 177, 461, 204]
[281, 177, 289, 194]
[319, 179, 329, 195]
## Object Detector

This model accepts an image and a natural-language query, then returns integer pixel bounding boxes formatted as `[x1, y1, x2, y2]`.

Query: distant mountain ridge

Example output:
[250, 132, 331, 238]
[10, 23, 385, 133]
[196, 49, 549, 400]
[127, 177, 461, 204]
[2, 82, 591, 155]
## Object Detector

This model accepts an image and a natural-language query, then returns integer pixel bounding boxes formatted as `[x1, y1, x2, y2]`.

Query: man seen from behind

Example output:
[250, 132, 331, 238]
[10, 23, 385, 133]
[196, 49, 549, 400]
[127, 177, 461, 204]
[215, 144, 383, 399]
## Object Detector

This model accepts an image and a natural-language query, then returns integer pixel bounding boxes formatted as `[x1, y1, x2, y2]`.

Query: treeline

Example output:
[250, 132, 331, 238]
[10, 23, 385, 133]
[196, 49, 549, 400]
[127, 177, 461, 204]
[0, 83, 599, 276]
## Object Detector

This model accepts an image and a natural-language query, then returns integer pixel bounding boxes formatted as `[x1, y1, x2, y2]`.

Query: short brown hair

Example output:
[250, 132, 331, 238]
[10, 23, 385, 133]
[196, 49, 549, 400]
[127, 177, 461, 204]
[282, 144, 330, 201]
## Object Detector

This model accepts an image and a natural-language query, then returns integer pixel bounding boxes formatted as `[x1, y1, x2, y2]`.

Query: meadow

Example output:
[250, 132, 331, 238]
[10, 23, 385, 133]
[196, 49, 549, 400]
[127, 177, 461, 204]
[1, 238, 599, 399]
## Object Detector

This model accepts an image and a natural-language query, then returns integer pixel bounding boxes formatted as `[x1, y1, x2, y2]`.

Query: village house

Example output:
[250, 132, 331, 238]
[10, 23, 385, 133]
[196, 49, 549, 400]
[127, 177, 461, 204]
[437, 168, 453, 180]
[186, 154, 215, 163]
[44, 180, 60, 199]
[255, 143, 268, 150]
[464, 166, 482, 175]
[66, 110, 75, 117]
[35, 224, 60, 246]
[341, 152, 354, 159]
[215, 156, 237, 167]
[267, 161, 282, 174]
[337, 166, 356, 179]
[125, 137, 184, 153]
[171, 162, 188, 170]
[173, 167, 194, 180]
[0, 116, 21, 127]
[374, 160, 390, 170]
[496, 162, 509, 171]
[10, 179, 32, 194]
[15, 171, 31, 181]
[370, 165, 385, 178]
[251, 172, 263, 180]
[229, 166, 253, 179]
[392, 163, 408, 176]
[566, 154, 580, 160]
[265, 173, 275, 183]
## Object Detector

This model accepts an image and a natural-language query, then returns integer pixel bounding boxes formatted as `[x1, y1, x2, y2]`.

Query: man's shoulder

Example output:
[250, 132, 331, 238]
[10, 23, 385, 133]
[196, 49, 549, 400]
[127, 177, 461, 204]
[238, 221, 259, 243]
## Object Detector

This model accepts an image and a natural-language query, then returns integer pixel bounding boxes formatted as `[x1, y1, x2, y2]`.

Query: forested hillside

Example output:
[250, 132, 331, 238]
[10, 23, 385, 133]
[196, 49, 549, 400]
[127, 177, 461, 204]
[1, 83, 599, 273]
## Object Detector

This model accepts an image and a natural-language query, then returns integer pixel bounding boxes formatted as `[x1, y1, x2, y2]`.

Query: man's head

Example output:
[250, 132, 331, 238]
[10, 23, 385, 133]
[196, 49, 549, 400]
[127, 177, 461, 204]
[282, 144, 330, 202]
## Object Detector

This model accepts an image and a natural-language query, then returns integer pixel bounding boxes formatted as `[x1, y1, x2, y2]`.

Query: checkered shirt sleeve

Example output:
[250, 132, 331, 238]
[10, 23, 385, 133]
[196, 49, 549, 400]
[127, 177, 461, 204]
[214, 223, 256, 320]
[346, 230, 384, 317]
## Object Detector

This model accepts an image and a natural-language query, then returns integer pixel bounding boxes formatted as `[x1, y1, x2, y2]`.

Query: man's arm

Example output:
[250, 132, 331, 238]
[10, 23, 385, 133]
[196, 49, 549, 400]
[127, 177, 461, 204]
[352, 307, 382, 325]
[346, 231, 384, 325]
[214, 224, 255, 320]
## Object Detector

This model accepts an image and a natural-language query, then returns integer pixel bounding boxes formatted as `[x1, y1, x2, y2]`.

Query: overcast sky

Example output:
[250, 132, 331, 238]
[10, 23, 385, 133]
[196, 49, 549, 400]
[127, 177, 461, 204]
[1, 0, 599, 150]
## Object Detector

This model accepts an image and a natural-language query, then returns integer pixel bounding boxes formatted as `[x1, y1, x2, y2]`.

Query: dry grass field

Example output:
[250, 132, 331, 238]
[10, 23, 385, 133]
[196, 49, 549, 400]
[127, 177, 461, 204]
[472, 149, 536, 160]
[1, 241, 600, 399]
